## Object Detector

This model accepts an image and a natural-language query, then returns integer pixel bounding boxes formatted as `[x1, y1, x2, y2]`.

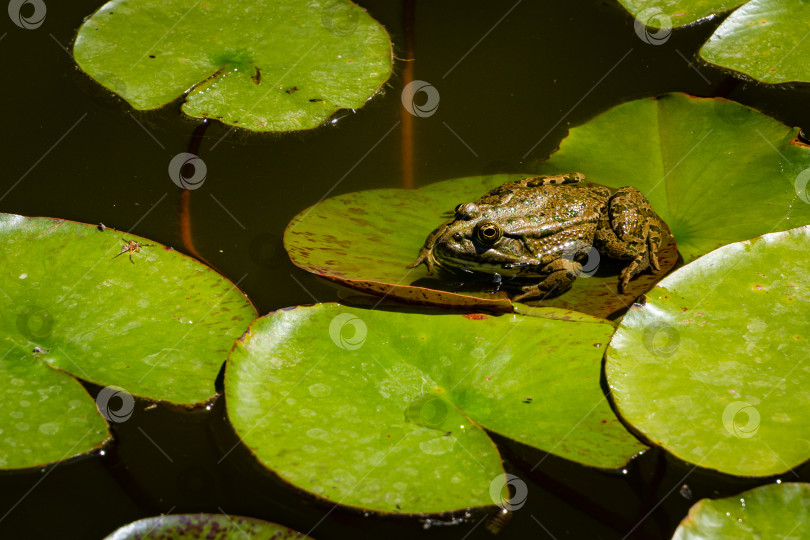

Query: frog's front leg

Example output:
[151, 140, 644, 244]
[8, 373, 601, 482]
[512, 258, 582, 302]
[408, 219, 454, 274]
[595, 186, 664, 293]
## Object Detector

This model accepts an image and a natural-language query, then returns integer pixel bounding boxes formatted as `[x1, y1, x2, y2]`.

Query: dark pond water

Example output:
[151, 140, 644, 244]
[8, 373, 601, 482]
[2, 0, 810, 538]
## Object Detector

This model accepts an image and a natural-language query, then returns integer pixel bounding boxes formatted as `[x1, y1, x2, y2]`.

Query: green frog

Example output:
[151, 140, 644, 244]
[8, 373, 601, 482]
[408, 173, 667, 301]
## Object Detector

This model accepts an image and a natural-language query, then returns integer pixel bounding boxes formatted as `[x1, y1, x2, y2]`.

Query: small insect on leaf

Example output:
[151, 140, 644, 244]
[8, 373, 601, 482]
[113, 237, 155, 264]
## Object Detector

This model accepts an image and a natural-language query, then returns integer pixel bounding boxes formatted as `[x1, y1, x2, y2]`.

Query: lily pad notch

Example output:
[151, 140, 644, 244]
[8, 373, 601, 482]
[72, 0, 394, 131]
[225, 304, 645, 515]
[0, 214, 256, 470]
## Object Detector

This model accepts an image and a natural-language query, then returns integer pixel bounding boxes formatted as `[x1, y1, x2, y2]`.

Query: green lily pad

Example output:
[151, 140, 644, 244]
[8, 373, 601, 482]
[73, 0, 392, 132]
[225, 303, 645, 514]
[104, 513, 313, 539]
[284, 174, 679, 318]
[673, 482, 810, 539]
[1, 214, 256, 405]
[0, 348, 109, 469]
[620, 0, 810, 84]
[700, 0, 810, 84]
[607, 226, 810, 477]
[618, 0, 745, 28]
[534, 93, 810, 263]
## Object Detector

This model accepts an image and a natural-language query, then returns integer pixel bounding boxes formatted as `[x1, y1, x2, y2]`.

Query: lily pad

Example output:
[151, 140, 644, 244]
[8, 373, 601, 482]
[534, 93, 810, 263]
[620, 0, 810, 84]
[607, 226, 810, 477]
[284, 173, 679, 318]
[0, 214, 256, 405]
[72, 0, 392, 132]
[618, 0, 745, 28]
[0, 348, 109, 469]
[225, 303, 645, 514]
[104, 513, 313, 539]
[700, 0, 810, 84]
[673, 482, 810, 539]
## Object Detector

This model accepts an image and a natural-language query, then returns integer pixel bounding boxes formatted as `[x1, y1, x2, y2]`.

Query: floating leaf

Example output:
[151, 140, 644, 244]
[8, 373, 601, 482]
[618, 0, 745, 28]
[673, 482, 810, 539]
[225, 304, 644, 514]
[73, 0, 393, 131]
[700, 0, 810, 84]
[0, 214, 255, 468]
[284, 174, 678, 318]
[607, 226, 810, 477]
[534, 93, 810, 263]
[619, 0, 810, 84]
[0, 214, 256, 405]
[104, 513, 313, 539]
[0, 349, 109, 469]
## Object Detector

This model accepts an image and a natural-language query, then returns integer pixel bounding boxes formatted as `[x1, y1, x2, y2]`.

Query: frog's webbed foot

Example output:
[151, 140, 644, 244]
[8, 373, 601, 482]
[596, 186, 666, 293]
[408, 218, 455, 274]
[512, 258, 581, 302]
[408, 247, 437, 274]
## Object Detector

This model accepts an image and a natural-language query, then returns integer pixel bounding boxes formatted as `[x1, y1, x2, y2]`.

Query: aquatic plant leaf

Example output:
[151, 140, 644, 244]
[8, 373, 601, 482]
[284, 173, 678, 319]
[534, 93, 810, 263]
[617, 0, 745, 28]
[673, 483, 810, 539]
[72, 0, 392, 132]
[607, 226, 810, 477]
[0, 214, 256, 406]
[226, 304, 645, 514]
[0, 347, 109, 469]
[619, 0, 810, 84]
[104, 513, 313, 539]
[700, 0, 810, 84]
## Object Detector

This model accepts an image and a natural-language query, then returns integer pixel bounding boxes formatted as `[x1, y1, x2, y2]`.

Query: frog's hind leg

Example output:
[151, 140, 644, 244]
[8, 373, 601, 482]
[512, 258, 582, 302]
[595, 186, 664, 292]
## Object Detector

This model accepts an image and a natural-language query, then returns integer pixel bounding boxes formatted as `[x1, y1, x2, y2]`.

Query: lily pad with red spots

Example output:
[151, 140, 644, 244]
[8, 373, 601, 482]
[104, 513, 312, 539]
[284, 174, 678, 319]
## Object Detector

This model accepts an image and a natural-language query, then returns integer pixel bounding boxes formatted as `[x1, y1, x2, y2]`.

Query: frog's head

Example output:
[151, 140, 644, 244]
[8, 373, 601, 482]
[432, 203, 542, 275]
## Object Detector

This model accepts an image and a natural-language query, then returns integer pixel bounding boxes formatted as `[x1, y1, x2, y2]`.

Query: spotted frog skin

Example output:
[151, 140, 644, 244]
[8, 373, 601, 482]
[408, 173, 667, 301]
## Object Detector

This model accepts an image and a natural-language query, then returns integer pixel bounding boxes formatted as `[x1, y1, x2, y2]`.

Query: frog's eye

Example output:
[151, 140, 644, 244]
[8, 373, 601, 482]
[475, 222, 502, 245]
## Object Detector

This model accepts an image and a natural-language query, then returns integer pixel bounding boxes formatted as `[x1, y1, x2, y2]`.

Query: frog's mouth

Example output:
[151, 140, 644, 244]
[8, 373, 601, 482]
[433, 233, 545, 277]
[434, 253, 544, 277]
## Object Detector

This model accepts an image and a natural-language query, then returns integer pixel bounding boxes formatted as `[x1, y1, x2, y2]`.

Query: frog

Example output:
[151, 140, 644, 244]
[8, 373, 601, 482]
[408, 173, 667, 301]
